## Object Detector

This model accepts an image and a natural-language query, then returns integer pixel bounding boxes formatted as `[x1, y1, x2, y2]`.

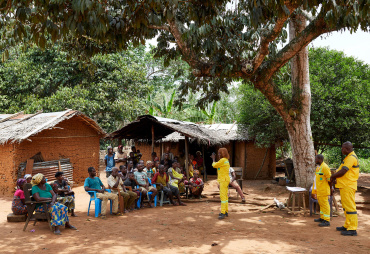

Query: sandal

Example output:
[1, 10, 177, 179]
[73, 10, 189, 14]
[54, 230, 62, 235]
[241, 199, 246, 204]
[113, 212, 124, 216]
[179, 202, 187, 206]
[66, 225, 78, 230]
[100, 215, 107, 219]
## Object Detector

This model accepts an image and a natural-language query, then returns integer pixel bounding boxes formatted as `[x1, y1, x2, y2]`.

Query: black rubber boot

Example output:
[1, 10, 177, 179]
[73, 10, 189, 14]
[314, 218, 324, 222]
[341, 230, 357, 236]
[218, 213, 226, 220]
[318, 221, 330, 227]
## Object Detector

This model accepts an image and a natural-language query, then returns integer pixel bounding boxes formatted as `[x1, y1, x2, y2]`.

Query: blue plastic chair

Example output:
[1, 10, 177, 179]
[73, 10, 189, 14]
[309, 186, 333, 217]
[87, 189, 113, 217]
[136, 178, 157, 208]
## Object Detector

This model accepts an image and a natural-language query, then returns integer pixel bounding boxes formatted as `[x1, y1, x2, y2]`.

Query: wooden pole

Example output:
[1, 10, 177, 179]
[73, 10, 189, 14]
[185, 137, 189, 180]
[254, 148, 268, 180]
[151, 124, 155, 153]
[202, 145, 207, 182]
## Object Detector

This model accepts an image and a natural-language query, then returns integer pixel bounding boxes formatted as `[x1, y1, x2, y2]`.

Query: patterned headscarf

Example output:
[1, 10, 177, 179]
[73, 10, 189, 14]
[24, 174, 32, 180]
[16, 179, 26, 189]
[31, 173, 44, 186]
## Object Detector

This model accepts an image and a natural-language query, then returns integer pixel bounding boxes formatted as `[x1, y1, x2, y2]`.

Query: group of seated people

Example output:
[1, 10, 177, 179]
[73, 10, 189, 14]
[11, 172, 77, 235]
[85, 154, 206, 218]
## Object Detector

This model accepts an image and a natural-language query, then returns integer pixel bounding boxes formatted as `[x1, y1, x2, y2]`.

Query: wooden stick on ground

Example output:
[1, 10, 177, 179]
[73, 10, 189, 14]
[259, 203, 275, 211]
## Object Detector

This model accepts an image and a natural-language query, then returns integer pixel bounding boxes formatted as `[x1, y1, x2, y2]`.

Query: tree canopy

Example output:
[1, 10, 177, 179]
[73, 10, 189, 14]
[0, 45, 150, 132]
[238, 47, 370, 150]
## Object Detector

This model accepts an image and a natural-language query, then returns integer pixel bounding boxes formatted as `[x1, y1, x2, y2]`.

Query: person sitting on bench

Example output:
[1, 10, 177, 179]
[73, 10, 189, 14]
[229, 167, 246, 203]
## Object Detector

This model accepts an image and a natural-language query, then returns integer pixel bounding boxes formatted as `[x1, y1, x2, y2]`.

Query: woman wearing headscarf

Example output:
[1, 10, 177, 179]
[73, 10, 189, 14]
[24, 174, 32, 183]
[11, 179, 28, 215]
[211, 148, 230, 220]
[31, 173, 77, 235]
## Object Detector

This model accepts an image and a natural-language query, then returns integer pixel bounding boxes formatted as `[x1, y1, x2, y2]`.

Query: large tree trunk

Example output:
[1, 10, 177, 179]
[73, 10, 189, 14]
[288, 14, 315, 188]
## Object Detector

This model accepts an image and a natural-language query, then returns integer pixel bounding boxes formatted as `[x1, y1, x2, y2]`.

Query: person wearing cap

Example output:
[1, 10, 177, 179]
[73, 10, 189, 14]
[115, 145, 127, 169]
[105, 146, 115, 178]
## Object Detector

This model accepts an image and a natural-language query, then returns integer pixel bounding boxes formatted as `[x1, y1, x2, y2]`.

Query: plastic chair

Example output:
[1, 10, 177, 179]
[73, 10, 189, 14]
[158, 190, 171, 206]
[136, 178, 157, 208]
[309, 187, 333, 217]
[87, 189, 113, 217]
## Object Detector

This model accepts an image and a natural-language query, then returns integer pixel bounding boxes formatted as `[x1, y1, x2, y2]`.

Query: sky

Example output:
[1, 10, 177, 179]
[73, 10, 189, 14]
[310, 30, 370, 64]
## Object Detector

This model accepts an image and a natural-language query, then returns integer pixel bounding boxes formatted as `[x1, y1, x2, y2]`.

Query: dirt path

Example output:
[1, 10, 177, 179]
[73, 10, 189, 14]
[1, 173, 370, 254]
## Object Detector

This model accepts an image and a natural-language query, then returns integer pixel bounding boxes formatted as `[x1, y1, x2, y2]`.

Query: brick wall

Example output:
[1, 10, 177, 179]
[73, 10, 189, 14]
[0, 143, 15, 195]
[0, 116, 101, 196]
[244, 142, 276, 179]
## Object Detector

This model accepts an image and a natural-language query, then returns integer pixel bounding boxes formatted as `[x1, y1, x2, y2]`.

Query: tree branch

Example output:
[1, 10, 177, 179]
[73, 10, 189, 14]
[258, 16, 334, 84]
[249, 3, 298, 75]
[148, 25, 169, 32]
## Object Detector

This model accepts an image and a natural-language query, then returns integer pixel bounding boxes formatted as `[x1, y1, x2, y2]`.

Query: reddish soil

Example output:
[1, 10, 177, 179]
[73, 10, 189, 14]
[1, 172, 370, 254]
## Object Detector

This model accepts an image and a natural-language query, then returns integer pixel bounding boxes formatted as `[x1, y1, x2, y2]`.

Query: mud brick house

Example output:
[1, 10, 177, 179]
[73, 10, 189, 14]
[108, 115, 275, 180]
[0, 110, 105, 195]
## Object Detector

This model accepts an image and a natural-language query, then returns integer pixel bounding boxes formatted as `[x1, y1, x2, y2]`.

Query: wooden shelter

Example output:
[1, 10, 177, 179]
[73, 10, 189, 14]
[0, 110, 105, 195]
[108, 115, 275, 180]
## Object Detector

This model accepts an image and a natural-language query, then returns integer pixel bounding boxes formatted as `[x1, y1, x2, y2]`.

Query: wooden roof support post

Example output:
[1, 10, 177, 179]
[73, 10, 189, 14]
[185, 136, 190, 180]
[151, 124, 155, 153]
[202, 145, 207, 182]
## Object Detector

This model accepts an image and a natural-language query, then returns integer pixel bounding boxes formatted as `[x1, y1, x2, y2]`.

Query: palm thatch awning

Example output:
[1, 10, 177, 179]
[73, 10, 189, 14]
[0, 110, 106, 145]
[108, 115, 248, 146]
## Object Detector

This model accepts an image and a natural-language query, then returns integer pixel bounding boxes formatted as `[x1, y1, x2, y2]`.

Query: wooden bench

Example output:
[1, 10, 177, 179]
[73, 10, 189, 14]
[7, 213, 27, 222]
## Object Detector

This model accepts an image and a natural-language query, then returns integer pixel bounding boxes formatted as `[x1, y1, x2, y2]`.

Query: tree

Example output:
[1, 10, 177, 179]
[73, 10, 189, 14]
[0, 45, 150, 132]
[238, 47, 370, 151]
[1, 1, 369, 187]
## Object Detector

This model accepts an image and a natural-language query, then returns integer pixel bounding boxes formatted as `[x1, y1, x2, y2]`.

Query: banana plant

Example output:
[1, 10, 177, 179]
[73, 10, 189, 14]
[146, 90, 176, 117]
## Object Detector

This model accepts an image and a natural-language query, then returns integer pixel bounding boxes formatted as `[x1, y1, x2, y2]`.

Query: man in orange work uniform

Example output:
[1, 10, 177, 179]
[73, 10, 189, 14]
[330, 141, 359, 236]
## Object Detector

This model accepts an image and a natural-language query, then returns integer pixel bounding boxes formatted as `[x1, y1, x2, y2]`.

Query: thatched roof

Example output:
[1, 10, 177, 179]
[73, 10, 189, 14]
[108, 115, 248, 146]
[0, 110, 105, 145]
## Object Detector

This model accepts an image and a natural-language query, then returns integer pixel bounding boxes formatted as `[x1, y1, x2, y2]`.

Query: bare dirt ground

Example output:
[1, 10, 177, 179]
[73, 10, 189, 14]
[1, 172, 370, 254]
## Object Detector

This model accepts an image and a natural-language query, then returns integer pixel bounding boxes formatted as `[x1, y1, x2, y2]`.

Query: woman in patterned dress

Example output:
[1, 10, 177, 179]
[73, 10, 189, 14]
[31, 173, 77, 235]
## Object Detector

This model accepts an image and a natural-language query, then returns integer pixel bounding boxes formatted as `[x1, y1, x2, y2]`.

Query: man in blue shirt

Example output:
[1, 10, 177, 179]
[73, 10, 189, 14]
[84, 167, 119, 219]
[104, 146, 115, 178]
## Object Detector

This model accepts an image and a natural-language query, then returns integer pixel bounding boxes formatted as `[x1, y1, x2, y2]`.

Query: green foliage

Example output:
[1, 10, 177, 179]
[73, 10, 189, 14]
[237, 82, 289, 147]
[310, 47, 370, 151]
[237, 47, 370, 148]
[0, 45, 150, 132]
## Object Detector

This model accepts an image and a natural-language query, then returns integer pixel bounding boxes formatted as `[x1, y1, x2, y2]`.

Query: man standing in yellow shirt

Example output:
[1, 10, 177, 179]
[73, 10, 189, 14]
[330, 141, 359, 236]
[311, 154, 331, 227]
